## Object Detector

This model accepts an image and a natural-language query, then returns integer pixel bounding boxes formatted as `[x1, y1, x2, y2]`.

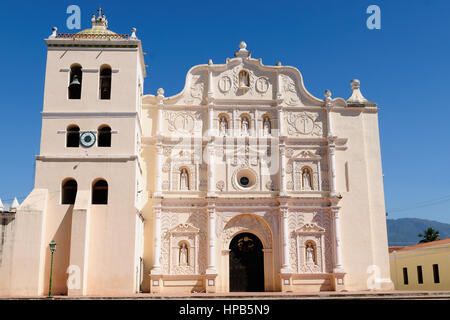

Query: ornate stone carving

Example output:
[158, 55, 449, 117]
[218, 76, 232, 93]
[286, 163, 293, 174]
[160, 212, 207, 275]
[255, 76, 269, 93]
[184, 74, 205, 104]
[165, 111, 201, 134]
[216, 180, 225, 191]
[295, 221, 326, 274]
[221, 214, 272, 249]
[281, 74, 301, 106]
[265, 180, 275, 191]
[286, 112, 323, 137]
[286, 181, 294, 190]
[162, 162, 170, 172]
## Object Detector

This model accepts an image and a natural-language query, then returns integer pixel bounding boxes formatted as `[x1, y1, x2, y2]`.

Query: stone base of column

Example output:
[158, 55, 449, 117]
[205, 270, 218, 293]
[331, 272, 346, 291]
[149, 273, 162, 294]
[280, 266, 292, 274]
[279, 273, 293, 292]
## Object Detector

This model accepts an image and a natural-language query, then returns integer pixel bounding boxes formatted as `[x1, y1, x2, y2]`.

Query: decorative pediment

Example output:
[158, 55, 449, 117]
[292, 150, 321, 160]
[295, 223, 325, 233]
[143, 42, 331, 107]
[169, 223, 200, 234]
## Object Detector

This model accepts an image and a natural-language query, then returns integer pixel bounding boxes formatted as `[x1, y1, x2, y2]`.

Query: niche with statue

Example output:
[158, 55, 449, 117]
[295, 222, 326, 274]
[168, 223, 200, 275]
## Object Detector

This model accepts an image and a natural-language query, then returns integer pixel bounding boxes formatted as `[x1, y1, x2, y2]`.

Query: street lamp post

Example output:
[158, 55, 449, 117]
[48, 240, 57, 298]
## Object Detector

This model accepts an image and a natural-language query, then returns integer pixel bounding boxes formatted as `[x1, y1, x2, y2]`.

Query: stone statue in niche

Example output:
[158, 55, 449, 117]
[306, 242, 316, 265]
[263, 117, 271, 136]
[219, 117, 228, 136]
[241, 117, 249, 136]
[302, 168, 312, 190]
[180, 168, 189, 190]
[179, 243, 189, 266]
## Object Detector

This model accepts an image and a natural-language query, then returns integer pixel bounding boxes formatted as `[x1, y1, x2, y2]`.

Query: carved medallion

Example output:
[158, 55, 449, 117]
[166, 112, 197, 134]
[216, 180, 225, 191]
[286, 112, 322, 136]
[218, 76, 232, 93]
[255, 77, 269, 93]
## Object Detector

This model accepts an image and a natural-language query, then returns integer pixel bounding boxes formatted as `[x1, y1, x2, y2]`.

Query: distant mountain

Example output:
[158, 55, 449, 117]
[387, 218, 450, 246]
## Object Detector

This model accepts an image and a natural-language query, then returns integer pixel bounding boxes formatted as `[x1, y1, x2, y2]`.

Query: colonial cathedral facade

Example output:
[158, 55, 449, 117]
[0, 12, 393, 296]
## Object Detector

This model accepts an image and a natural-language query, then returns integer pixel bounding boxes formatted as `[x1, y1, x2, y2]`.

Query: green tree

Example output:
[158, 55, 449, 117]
[418, 227, 441, 244]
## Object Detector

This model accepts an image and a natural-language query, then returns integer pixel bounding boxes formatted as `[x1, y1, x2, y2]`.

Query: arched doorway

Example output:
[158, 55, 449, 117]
[229, 232, 264, 292]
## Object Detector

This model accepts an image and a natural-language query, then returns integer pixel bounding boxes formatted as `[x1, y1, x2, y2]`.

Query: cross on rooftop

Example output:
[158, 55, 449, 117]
[97, 8, 104, 17]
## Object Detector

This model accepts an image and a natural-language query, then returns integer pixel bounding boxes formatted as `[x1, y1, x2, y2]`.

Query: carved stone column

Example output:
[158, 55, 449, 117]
[206, 205, 217, 273]
[325, 91, 338, 197]
[332, 207, 344, 273]
[206, 203, 217, 293]
[279, 145, 287, 196]
[277, 107, 283, 137]
[207, 142, 216, 197]
[151, 206, 162, 274]
[280, 206, 291, 273]
[156, 88, 164, 136]
[154, 144, 163, 197]
[328, 141, 337, 196]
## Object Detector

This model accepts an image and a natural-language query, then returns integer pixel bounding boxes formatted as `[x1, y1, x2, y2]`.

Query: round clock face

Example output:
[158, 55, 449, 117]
[80, 131, 96, 148]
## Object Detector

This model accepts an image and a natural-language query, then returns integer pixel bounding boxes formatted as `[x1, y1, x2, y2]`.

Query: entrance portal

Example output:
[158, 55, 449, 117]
[229, 232, 264, 292]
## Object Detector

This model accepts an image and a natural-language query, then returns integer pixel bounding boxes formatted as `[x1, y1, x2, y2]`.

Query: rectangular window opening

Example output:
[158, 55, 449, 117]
[433, 264, 440, 284]
[403, 267, 408, 285]
[417, 266, 423, 284]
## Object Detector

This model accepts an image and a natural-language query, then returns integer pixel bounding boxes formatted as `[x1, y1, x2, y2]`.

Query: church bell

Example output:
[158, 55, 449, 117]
[70, 74, 81, 86]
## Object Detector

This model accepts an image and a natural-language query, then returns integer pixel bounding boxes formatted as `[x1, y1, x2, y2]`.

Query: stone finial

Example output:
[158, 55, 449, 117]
[49, 27, 57, 39]
[157, 88, 165, 97]
[235, 41, 251, 58]
[10, 197, 19, 212]
[351, 79, 360, 90]
[0, 198, 4, 212]
[347, 78, 373, 106]
[91, 8, 108, 30]
[208, 59, 213, 65]
[276, 61, 282, 66]
[130, 27, 137, 39]
[324, 89, 333, 107]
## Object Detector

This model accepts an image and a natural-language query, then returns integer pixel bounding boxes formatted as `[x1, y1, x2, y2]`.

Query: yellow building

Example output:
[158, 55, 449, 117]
[390, 238, 450, 291]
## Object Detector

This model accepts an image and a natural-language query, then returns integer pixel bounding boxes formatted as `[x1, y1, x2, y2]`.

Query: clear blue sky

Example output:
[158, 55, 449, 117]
[1, 0, 450, 223]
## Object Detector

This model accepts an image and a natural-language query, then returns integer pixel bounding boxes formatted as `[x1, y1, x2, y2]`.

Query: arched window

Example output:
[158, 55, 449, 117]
[68, 64, 82, 99]
[98, 125, 111, 147]
[92, 179, 108, 204]
[66, 125, 80, 148]
[99, 65, 112, 100]
[62, 179, 77, 204]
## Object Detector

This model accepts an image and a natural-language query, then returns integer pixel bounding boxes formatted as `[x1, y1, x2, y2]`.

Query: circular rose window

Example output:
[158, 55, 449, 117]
[235, 169, 256, 189]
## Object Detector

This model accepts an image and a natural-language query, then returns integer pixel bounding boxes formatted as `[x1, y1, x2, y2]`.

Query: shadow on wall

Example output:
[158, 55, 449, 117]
[43, 206, 73, 296]
[0, 214, 16, 267]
